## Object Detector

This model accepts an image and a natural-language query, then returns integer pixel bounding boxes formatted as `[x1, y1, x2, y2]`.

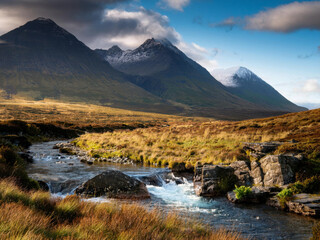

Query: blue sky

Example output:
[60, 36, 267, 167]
[0, 0, 319, 107]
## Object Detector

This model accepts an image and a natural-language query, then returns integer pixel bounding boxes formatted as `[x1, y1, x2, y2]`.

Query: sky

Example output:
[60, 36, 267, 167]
[0, 0, 319, 108]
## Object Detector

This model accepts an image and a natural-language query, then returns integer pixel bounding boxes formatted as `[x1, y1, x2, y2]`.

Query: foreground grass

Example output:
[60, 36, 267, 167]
[74, 109, 320, 171]
[0, 179, 243, 240]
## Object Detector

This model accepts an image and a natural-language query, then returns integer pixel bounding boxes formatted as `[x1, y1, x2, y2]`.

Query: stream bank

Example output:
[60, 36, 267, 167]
[26, 141, 318, 240]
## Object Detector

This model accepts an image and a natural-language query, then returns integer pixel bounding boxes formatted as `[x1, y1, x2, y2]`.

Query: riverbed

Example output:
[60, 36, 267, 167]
[26, 141, 317, 240]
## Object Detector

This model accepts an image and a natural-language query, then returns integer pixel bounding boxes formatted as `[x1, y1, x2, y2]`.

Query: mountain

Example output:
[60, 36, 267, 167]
[211, 67, 306, 112]
[0, 18, 179, 113]
[95, 39, 271, 117]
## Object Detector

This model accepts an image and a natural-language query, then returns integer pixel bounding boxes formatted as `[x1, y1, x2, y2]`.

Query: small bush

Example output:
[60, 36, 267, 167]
[233, 185, 252, 200]
[289, 181, 304, 194]
[303, 176, 320, 193]
[277, 188, 293, 209]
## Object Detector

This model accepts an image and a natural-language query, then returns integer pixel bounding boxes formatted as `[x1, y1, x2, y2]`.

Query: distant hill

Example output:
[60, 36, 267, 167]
[0, 18, 179, 113]
[211, 67, 306, 112]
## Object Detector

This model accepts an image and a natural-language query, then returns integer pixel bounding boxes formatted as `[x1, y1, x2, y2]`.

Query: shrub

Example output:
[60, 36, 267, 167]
[233, 185, 252, 200]
[289, 181, 305, 194]
[303, 176, 320, 193]
[277, 188, 293, 209]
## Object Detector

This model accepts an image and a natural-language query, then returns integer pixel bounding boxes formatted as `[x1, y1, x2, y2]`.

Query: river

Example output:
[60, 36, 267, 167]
[26, 141, 317, 240]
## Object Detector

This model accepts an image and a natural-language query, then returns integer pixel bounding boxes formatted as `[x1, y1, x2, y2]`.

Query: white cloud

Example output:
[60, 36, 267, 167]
[158, 0, 190, 11]
[89, 7, 182, 49]
[246, 1, 320, 32]
[302, 79, 320, 93]
[95, 8, 219, 73]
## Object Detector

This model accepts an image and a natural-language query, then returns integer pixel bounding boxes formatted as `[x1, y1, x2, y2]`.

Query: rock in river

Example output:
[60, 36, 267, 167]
[75, 170, 150, 199]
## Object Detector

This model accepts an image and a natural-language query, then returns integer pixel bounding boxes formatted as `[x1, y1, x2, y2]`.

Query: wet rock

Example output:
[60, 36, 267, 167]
[138, 174, 163, 187]
[37, 180, 49, 191]
[266, 196, 281, 209]
[194, 165, 237, 197]
[75, 170, 150, 199]
[260, 155, 300, 187]
[0, 135, 31, 148]
[287, 194, 320, 217]
[18, 152, 33, 163]
[230, 161, 252, 186]
[164, 172, 185, 185]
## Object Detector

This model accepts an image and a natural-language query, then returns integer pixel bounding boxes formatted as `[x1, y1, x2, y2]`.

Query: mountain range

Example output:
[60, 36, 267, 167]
[0, 17, 306, 120]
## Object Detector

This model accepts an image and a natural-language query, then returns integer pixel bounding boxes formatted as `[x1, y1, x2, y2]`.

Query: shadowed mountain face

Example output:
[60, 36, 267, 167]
[211, 67, 307, 112]
[0, 18, 180, 113]
[95, 39, 261, 110]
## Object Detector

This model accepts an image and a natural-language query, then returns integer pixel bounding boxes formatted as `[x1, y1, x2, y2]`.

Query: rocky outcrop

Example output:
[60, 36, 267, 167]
[250, 161, 264, 186]
[260, 155, 300, 187]
[287, 194, 320, 217]
[230, 161, 252, 186]
[243, 142, 282, 156]
[195, 154, 300, 198]
[75, 170, 150, 199]
[194, 164, 237, 197]
[243, 142, 285, 161]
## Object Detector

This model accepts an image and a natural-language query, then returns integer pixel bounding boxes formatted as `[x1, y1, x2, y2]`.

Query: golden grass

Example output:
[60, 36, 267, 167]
[0, 97, 201, 128]
[0, 179, 244, 240]
[75, 108, 320, 168]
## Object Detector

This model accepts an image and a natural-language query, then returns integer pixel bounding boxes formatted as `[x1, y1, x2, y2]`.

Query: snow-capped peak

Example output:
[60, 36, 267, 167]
[211, 66, 255, 87]
[99, 38, 182, 66]
[34, 17, 55, 23]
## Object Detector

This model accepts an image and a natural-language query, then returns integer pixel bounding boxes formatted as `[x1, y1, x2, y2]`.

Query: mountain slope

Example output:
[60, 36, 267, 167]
[0, 18, 179, 113]
[96, 39, 262, 111]
[211, 67, 306, 112]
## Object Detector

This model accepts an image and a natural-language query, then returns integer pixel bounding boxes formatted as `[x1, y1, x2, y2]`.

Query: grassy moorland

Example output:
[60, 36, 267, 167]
[0, 179, 243, 240]
[74, 108, 320, 174]
[0, 98, 192, 128]
[0, 98, 245, 239]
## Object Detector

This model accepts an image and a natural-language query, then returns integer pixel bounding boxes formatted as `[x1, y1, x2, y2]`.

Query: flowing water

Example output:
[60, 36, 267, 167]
[26, 141, 317, 240]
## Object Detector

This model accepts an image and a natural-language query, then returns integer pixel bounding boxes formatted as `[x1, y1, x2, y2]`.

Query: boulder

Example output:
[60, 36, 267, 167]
[138, 174, 163, 187]
[75, 170, 150, 199]
[194, 165, 237, 197]
[287, 194, 320, 217]
[230, 161, 252, 186]
[227, 187, 270, 204]
[37, 180, 49, 191]
[260, 155, 300, 187]
[250, 161, 264, 186]
[163, 172, 185, 185]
